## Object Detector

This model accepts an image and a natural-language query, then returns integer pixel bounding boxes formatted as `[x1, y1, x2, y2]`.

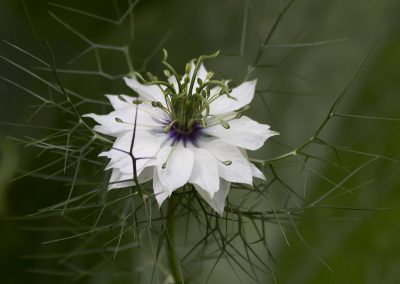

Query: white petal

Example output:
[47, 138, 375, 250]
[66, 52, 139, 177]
[200, 138, 253, 185]
[156, 143, 194, 193]
[103, 130, 166, 175]
[153, 168, 169, 207]
[108, 166, 155, 190]
[83, 112, 132, 136]
[249, 162, 266, 181]
[209, 80, 256, 115]
[194, 63, 208, 82]
[138, 166, 155, 183]
[188, 147, 219, 197]
[168, 76, 180, 93]
[124, 76, 166, 105]
[108, 168, 134, 190]
[105, 94, 135, 110]
[239, 149, 267, 181]
[195, 178, 230, 215]
[83, 103, 165, 137]
[204, 116, 278, 150]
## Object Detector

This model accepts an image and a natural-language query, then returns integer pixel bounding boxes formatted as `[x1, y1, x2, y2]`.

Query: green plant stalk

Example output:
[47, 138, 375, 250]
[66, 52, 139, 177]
[167, 194, 184, 283]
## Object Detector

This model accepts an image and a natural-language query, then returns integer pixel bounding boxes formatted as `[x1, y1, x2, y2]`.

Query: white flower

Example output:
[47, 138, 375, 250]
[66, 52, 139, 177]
[84, 52, 278, 214]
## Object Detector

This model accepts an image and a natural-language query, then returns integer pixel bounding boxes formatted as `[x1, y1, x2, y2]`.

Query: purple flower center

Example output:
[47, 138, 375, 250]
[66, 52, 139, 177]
[167, 121, 203, 146]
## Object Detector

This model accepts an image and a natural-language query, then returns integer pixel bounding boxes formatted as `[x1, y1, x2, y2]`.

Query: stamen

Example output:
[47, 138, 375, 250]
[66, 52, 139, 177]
[163, 119, 178, 133]
[133, 50, 231, 147]
[162, 145, 177, 169]
[188, 51, 220, 96]
[118, 95, 126, 102]
[220, 120, 230, 129]
[163, 69, 171, 78]
[235, 113, 243, 119]
[185, 62, 192, 74]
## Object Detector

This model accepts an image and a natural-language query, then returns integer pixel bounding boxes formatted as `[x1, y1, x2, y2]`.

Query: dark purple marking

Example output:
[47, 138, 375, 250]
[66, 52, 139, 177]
[166, 120, 203, 146]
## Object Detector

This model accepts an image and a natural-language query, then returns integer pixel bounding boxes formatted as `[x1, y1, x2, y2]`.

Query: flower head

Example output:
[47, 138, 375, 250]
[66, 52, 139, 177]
[84, 51, 278, 214]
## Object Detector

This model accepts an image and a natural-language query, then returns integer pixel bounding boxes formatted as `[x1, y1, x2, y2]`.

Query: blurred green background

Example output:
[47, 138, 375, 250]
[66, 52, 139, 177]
[1, 0, 400, 283]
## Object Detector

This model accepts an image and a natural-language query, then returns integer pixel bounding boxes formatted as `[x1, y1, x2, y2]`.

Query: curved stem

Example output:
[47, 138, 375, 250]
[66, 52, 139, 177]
[167, 194, 184, 283]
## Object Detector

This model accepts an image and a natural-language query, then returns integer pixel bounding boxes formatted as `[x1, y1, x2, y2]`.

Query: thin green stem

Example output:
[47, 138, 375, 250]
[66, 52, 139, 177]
[245, 0, 295, 80]
[167, 194, 183, 283]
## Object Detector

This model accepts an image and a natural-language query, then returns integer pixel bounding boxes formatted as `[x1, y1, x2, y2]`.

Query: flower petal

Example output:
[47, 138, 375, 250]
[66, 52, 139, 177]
[102, 130, 166, 175]
[209, 80, 257, 115]
[124, 76, 166, 105]
[189, 147, 220, 197]
[200, 138, 253, 185]
[108, 166, 154, 190]
[239, 149, 267, 181]
[83, 112, 132, 136]
[194, 178, 230, 215]
[204, 116, 278, 150]
[153, 168, 169, 207]
[168, 76, 180, 93]
[105, 94, 135, 110]
[249, 162, 266, 181]
[108, 168, 134, 190]
[138, 166, 155, 183]
[156, 143, 194, 193]
[193, 63, 208, 83]
[84, 103, 165, 137]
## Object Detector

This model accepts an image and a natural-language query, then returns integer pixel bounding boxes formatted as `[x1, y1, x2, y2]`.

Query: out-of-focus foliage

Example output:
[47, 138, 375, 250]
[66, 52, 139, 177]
[1, 0, 400, 283]
[0, 140, 18, 214]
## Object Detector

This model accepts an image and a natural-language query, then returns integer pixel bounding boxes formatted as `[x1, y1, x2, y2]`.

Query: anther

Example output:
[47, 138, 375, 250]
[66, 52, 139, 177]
[223, 160, 232, 166]
[163, 70, 171, 78]
[220, 120, 230, 129]
[206, 71, 214, 80]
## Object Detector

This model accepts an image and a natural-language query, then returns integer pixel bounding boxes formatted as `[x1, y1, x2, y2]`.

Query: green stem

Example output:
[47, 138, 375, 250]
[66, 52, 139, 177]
[167, 194, 183, 283]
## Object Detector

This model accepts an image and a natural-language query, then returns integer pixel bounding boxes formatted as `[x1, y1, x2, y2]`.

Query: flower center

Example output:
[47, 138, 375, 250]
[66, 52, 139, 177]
[134, 50, 236, 145]
[167, 120, 202, 146]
